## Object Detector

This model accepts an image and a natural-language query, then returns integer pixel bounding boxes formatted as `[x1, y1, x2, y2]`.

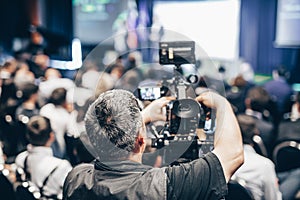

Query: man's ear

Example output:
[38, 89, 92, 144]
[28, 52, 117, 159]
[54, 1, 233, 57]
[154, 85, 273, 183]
[132, 133, 145, 153]
[137, 135, 145, 146]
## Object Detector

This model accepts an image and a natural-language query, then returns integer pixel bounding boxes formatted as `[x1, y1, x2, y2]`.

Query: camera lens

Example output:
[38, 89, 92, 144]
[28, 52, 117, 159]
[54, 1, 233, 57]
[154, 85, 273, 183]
[173, 99, 200, 118]
[178, 103, 190, 112]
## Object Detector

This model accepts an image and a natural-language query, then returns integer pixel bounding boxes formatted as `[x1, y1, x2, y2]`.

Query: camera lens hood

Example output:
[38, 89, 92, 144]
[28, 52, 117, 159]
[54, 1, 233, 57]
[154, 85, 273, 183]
[172, 99, 200, 118]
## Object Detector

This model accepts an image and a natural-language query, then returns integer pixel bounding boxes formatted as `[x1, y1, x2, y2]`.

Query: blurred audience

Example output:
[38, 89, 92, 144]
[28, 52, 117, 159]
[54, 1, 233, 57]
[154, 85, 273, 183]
[115, 69, 142, 92]
[40, 88, 72, 158]
[14, 83, 40, 153]
[233, 114, 282, 200]
[15, 83, 39, 121]
[81, 61, 102, 91]
[238, 61, 255, 83]
[26, 27, 47, 55]
[94, 72, 115, 98]
[1, 30, 300, 200]
[38, 68, 74, 106]
[13, 62, 35, 89]
[277, 92, 300, 143]
[226, 75, 254, 114]
[107, 62, 125, 82]
[290, 92, 300, 122]
[123, 51, 144, 78]
[244, 86, 275, 156]
[264, 65, 293, 121]
[0, 59, 17, 79]
[234, 114, 300, 200]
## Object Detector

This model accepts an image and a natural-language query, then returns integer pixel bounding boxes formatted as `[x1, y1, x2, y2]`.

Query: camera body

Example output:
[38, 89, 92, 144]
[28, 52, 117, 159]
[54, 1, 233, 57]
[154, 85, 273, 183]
[138, 41, 215, 162]
[167, 98, 201, 134]
[159, 41, 206, 136]
[159, 41, 196, 66]
[138, 41, 204, 134]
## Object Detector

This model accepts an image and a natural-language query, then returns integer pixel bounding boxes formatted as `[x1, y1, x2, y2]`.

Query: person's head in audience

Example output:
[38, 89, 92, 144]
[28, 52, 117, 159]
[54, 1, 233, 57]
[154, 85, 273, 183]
[48, 87, 67, 107]
[108, 62, 124, 81]
[245, 86, 270, 113]
[14, 70, 35, 90]
[291, 92, 300, 121]
[237, 114, 258, 145]
[20, 83, 39, 102]
[26, 116, 54, 147]
[272, 65, 290, 81]
[232, 75, 248, 88]
[0, 60, 17, 78]
[32, 54, 49, 71]
[95, 72, 114, 98]
[44, 68, 62, 80]
[114, 70, 140, 92]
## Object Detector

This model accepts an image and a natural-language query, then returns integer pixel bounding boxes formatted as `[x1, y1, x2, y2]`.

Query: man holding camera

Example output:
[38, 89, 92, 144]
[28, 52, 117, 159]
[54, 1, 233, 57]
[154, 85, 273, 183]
[63, 89, 244, 200]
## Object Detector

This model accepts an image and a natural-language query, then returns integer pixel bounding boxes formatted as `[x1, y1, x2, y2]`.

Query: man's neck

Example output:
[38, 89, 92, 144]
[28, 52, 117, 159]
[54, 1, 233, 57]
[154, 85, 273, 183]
[128, 153, 143, 163]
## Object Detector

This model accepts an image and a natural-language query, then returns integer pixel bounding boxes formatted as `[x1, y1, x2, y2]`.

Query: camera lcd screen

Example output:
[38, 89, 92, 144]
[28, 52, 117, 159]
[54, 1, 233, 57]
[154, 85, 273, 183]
[139, 87, 161, 101]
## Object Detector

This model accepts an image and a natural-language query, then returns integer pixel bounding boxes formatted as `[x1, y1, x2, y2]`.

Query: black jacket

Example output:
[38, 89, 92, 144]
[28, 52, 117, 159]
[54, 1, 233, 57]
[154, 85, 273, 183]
[63, 152, 227, 200]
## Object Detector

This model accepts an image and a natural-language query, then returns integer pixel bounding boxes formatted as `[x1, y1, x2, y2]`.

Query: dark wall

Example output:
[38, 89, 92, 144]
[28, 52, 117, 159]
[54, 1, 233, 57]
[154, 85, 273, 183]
[0, 0, 30, 53]
[42, 0, 73, 41]
[239, 0, 300, 79]
[0, 0, 73, 58]
[38, 0, 73, 60]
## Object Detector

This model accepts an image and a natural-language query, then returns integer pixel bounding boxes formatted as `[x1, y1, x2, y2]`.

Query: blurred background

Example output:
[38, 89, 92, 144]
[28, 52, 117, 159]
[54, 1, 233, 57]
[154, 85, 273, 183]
[0, 0, 299, 83]
[0, 1, 300, 199]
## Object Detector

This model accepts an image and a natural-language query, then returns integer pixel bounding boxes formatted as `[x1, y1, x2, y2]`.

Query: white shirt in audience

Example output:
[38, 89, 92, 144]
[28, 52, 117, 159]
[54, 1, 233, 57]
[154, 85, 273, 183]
[233, 145, 282, 200]
[15, 145, 72, 197]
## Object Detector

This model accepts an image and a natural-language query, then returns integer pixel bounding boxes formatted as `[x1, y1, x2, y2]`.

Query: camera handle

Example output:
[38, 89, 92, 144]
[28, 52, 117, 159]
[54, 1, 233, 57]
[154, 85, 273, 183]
[151, 124, 198, 149]
[174, 64, 191, 100]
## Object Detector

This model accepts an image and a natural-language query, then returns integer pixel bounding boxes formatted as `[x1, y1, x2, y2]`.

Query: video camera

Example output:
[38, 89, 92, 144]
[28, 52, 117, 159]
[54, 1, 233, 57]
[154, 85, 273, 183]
[138, 41, 215, 162]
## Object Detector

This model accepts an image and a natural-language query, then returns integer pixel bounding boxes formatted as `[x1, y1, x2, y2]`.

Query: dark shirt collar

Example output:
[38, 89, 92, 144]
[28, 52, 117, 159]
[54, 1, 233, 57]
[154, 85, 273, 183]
[94, 159, 153, 173]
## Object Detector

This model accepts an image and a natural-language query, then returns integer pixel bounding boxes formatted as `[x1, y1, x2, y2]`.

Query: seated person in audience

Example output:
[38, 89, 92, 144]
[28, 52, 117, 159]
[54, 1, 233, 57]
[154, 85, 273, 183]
[226, 75, 254, 114]
[80, 61, 102, 91]
[264, 65, 293, 121]
[0, 60, 17, 80]
[233, 114, 282, 200]
[234, 114, 300, 200]
[14, 83, 40, 153]
[277, 92, 300, 142]
[38, 68, 74, 106]
[15, 115, 72, 199]
[15, 82, 39, 121]
[40, 88, 73, 158]
[244, 86, 275, 156]
[13, 62, 35, 90]
[290, 92, 300, 122]
[277, 168, 300, 200]
[276, 92, 300, 199]
[107, 62, 124, 83]
[63, 89, 244, 199]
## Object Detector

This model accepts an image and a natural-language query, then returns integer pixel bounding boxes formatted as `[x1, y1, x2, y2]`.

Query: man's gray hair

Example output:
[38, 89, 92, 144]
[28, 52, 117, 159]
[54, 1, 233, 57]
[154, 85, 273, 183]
[84, 89, 143, 161]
